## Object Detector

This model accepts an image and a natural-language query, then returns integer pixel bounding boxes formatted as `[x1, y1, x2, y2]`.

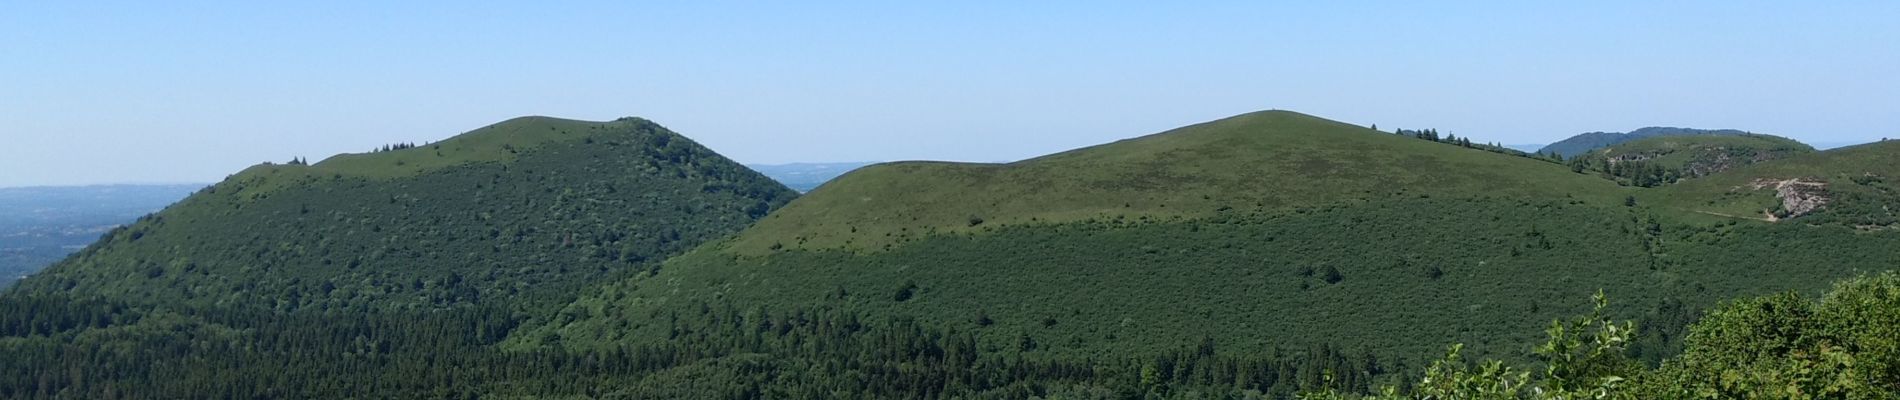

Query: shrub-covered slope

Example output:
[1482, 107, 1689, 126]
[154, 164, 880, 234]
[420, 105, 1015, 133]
[11, 116, 797, 313]
[532, 197, 1900, 363]
[1646, 139, 1900, 227]
[732, 110, 1630, 253]
[1566, 134, 1814, 187]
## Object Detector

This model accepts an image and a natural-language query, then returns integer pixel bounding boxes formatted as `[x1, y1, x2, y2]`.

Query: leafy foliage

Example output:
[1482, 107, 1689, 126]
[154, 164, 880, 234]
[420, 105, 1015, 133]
[1302, 276, 1899, 399]
[1638, 272, 1900, 398]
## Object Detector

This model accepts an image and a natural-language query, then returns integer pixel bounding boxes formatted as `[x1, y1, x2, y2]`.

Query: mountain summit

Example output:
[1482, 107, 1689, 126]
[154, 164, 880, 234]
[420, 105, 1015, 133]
[15, 116, 797, 313]
[731, 110, 1625, 253]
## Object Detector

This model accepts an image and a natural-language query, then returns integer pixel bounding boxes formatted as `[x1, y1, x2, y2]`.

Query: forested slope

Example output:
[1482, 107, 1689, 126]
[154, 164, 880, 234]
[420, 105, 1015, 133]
[13, 116, 796, 313]
[521, 111, 1898, 390]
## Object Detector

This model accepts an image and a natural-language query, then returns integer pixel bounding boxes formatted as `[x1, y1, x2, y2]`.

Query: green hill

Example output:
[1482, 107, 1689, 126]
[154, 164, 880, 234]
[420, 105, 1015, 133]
[521, 110, 1900, 391]
[1565, 134, 1815, 187]
[730, 110, 1629, 254]
[12, 116, 797, 313]
[1539, 127, 1758, 158]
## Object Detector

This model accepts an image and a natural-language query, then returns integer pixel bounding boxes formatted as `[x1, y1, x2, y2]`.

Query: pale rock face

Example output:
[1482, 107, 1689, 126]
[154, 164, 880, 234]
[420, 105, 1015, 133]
[1750, 178, 1828, 220]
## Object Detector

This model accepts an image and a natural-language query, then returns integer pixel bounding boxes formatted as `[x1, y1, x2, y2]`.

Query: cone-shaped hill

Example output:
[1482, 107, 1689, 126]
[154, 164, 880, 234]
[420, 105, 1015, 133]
[13, 116, 798, 313]
[734, 110, 1630, 253]
[522, 111, 1897, 375]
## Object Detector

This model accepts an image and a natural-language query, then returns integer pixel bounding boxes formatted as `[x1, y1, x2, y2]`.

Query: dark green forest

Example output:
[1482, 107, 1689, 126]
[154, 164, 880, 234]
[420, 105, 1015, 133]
[0, 292, 1392, 398]
[4, 273, 1893, 399]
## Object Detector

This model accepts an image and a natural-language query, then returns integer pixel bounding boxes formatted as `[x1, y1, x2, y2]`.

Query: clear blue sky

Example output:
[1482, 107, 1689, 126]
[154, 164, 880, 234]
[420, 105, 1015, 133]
[3, 1, 1897, 187]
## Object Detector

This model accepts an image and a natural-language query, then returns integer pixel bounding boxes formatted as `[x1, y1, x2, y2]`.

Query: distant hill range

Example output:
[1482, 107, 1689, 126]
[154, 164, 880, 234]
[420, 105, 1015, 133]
[1538, 127, 1760, 158]
[746, 162, 875, 192]
[1563, 133, 1816, 187]
[1503, 143, 1546, 153]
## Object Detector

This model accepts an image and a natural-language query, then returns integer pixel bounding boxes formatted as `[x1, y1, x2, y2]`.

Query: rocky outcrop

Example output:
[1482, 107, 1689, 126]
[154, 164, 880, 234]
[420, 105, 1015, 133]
[1750, 178, 1828, 220]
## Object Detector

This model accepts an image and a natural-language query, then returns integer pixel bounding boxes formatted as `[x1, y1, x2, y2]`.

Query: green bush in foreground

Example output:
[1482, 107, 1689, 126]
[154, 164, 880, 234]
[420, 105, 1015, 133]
[1640, 272, 1900, 399]
[1304, 272, 1900, 400]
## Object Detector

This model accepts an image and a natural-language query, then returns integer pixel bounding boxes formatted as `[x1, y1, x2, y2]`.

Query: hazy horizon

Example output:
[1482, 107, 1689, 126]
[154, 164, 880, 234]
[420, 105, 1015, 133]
[5, 1, 1897, 187]
[0, 135, 1884, 189]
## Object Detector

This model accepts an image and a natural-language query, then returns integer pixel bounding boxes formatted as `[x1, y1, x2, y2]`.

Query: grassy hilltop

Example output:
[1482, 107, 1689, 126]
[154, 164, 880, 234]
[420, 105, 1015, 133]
[733, 110, 1631, 253]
